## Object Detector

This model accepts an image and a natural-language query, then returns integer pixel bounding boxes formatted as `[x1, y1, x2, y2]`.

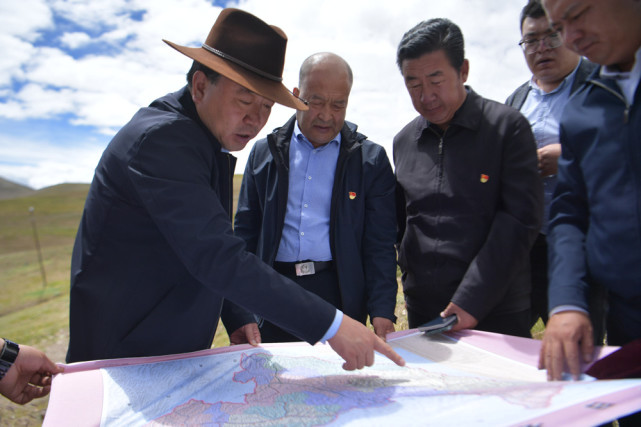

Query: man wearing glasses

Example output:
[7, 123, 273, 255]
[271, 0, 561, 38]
[505, 0, 597, 335]
[231, 52, 398, 344]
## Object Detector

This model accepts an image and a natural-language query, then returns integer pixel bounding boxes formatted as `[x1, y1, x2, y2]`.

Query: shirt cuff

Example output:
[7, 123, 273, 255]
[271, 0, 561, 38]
[549, 305, 589, 317]
[319, 309, 343, 343]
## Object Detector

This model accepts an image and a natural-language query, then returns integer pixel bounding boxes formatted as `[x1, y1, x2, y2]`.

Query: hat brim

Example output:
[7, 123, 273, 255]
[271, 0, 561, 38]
[164, 40, 307, 111]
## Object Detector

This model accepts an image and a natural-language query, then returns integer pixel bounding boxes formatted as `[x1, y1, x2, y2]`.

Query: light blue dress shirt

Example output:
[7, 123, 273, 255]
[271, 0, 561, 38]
[275, 123, 341, 262]
[320, 310, 343, 343]
[520, 61, 581, 234]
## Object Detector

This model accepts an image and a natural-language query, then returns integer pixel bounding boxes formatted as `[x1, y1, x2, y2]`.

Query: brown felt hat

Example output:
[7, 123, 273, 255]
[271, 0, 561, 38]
[163, 8, 306, 110]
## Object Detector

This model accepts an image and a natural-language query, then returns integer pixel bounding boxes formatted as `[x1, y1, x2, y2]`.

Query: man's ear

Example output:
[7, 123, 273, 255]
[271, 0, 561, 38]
[191, 71, 207, 104]
[460, 59, 470, 83]
[293, 87, 300, 97]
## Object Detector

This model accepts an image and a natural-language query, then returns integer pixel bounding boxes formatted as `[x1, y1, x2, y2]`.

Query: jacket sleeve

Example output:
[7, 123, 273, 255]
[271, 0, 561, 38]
[127, 122, 335, 344]
[362, 147, 398, 322]
[546, 124, 591, 312]
[223, 142, 267, 329]
[393, 135, 407, 248]
[233, 143, 262, 255]
[395, 181, 407, 248]
[452, 113, 543, 320]
[221, 299, 256, 334]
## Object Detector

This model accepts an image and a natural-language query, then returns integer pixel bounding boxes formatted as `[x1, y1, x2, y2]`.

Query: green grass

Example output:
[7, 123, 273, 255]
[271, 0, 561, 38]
[0, 181, 233, 424]
[0, 184, 89, 256]
[0, 185, 88, 425]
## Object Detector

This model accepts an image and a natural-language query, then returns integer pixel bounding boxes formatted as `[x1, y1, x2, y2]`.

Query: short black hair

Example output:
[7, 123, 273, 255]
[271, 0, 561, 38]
[520, 0, 546, 31]
[396, 18, 465, 72]
[186, 61, 221, 90]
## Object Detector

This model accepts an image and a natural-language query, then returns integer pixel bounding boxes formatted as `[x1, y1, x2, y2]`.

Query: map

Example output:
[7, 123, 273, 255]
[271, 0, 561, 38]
[44, 331, 641, 426]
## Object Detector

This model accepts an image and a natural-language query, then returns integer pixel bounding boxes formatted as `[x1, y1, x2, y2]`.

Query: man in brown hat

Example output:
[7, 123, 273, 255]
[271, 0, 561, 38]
[66, 8, 404, 372]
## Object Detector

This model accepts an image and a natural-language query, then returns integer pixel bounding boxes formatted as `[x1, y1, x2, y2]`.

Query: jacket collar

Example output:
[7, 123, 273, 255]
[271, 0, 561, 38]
[158, 85, 224, 153]
[588, 65, 627, 93]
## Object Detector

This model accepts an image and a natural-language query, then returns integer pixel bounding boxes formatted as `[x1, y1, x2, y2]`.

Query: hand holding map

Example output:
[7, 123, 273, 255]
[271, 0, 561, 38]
[440, 302, 478, 331]
[228, 323, 261, 346]
[539, 311, 595, 380]
[0, 340, 63, 405]
[328, 315, 405, 370]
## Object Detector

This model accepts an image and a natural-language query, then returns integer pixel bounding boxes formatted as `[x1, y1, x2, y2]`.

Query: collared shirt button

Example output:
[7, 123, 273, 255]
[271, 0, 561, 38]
[300, 232, 305, 236]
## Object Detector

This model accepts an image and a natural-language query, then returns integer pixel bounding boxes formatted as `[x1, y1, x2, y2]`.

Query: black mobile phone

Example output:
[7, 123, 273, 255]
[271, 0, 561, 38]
[417, 314, 458, 336]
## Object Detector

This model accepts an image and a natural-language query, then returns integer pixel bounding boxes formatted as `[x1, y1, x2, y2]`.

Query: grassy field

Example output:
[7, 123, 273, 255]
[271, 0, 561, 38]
[0, 176, 539, 425]
[0, 184, 87, 424]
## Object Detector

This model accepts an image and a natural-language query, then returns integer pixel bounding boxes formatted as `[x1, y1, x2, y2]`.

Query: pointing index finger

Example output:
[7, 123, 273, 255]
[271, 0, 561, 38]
[375, 339, 405, 367]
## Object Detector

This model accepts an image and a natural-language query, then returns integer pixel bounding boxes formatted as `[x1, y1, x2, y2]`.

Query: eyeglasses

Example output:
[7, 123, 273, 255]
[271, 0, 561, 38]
[518, 32, 563, 54]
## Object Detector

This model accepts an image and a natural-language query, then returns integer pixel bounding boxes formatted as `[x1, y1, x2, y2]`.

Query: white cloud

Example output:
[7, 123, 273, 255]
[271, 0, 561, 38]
[49, 0, 137, 29]
[60, 31, 92, 49]
[0, 0, 52, 40]
[0, 133, 104, 189]
[0, 0, 533, 188]
[0, 35, 36, 86]
[0, 83, 75, 118]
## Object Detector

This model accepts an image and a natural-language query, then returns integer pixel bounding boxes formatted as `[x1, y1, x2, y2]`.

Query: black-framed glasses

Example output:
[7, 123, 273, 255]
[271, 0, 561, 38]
[518, 32, 563, 54]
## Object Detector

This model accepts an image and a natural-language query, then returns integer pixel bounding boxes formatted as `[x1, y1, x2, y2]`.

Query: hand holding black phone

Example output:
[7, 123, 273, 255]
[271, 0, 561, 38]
[417, 314, 458, 336]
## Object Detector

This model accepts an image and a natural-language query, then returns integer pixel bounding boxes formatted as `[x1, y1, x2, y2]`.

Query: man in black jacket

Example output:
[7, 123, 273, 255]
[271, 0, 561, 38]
[67, 8, 404, 371]
[232, 53, 398, 343]
[394, 18, 542, 337]
[505, 0, 599, 333]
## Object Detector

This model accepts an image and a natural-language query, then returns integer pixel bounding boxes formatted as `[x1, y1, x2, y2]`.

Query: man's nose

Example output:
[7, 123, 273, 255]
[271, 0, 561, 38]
[420, 86, 435, 104]
[317, 102, 333, 120]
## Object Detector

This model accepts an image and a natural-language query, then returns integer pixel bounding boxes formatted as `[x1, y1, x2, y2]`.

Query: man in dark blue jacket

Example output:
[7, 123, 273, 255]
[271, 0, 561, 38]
[232, 52, 398, 342]
[540, 0, 641, 384]
[66, 9, 404, 371]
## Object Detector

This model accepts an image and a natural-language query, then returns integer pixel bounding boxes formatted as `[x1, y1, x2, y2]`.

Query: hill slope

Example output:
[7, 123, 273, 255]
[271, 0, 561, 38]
[0, 176, 35, 200]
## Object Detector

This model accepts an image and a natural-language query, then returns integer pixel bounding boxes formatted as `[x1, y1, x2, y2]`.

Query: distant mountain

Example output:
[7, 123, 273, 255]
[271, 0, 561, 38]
[0, 176, 36, 200]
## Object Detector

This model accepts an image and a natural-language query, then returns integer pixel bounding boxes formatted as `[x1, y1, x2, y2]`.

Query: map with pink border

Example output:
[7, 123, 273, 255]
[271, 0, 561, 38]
[44, 330, 641, 426]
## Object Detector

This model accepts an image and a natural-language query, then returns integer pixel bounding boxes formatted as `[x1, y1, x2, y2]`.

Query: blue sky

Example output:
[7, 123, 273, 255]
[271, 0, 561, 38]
[0, 0, 529, 189]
